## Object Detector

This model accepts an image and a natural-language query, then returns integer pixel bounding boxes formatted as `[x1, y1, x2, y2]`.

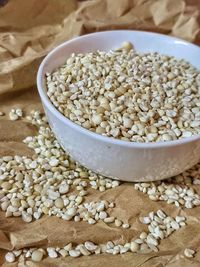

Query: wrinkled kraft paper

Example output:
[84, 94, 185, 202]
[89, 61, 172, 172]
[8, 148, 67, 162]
[0, 0, 200, 266]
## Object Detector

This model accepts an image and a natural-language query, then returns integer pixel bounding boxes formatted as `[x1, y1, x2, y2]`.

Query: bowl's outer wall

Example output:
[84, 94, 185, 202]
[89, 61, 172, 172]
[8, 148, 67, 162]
[38, 31, 200, 181]
[44, 101, 200, 181]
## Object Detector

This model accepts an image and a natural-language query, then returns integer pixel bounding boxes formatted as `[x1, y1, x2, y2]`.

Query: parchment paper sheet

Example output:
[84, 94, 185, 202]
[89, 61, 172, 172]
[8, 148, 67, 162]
[0, 0, 200, 266]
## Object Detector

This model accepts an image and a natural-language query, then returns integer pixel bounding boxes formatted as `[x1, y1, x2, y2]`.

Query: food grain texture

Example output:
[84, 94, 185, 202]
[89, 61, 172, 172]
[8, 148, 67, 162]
[4, 209, 186, 262]
[184, 248, 196, 258]
[46, 43, 200, 143]
[1, 109, 199, 264]
[0, 102, 199, 263]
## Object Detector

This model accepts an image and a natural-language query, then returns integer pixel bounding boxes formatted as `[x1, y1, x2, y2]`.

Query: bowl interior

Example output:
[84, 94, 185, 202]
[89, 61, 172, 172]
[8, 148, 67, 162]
[41, 31, 200, 76]
[38, 30, 200, 148]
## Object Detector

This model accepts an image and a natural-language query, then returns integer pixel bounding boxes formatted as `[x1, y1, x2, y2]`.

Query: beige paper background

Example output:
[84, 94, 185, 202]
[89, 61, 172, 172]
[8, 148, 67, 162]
[0, 0, 200, 266]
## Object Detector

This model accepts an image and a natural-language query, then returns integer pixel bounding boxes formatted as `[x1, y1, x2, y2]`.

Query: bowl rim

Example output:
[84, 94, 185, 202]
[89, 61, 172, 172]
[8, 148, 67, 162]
[37, 29, 200, 149]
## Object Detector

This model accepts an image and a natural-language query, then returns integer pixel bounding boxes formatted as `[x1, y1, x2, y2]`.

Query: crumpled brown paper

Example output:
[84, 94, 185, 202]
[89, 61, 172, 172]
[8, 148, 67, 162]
[0, 0, 200, 266]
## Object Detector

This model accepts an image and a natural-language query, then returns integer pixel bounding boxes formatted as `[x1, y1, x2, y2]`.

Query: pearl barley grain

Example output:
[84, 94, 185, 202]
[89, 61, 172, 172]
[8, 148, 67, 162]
[184, 248, 195, 258]
[121, 41, 133, 51]
[31, 250, 44, 262]
[130, 242, 140, 252]
[47, 248, 58, 258]
[69, 250, 81, 257]
[5, 252, 15, 263]
[9, 108, 23, 121]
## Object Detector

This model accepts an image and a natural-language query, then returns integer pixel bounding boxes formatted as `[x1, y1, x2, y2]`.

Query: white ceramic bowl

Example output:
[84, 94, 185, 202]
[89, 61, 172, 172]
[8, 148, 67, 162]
[37, 30, 200, 182]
